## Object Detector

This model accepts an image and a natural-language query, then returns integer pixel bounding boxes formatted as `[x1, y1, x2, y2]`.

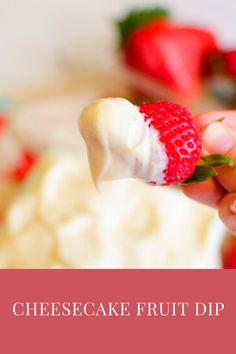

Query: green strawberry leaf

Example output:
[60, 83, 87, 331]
[200, 154, 234, 168]
[182, 154, 234, 184]
[182, 165, 217, 184]
[116, 7, 170, 47]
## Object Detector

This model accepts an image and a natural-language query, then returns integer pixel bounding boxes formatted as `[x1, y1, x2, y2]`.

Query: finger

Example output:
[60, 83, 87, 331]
[182, 178, 226, 208]
[195, 110, 236, 131]
[218, 193, 236, 236]
[202, 122, 236, 154]
[202, 122, 236, 192]
[214, 145, 236, 192]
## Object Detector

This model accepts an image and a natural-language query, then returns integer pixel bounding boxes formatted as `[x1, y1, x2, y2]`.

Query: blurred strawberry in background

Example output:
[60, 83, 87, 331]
[205, 48, 236, 106]
[224, 50, 236, 77]
[117, 7, 218, 101]
[0, 105, 38, 223]
[222, 236, 236, 269]
[10, 149, 37, 182]
[0, 106, 37, 182]
[0, 115, 6, 135]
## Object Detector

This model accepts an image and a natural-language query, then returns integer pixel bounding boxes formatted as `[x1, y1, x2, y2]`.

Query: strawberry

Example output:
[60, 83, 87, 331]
[11, 150, 37, 181]
[79, 98, 233, 186]
[206, 49, 236, 77]
[223, 238, 236, 269]
[117, 8, 217, 99]
[205, 50, 236, 105]
[207, 50, 236, 77]
[117, 7, 170, 47]
[223, 50, 236, 77]
[138, 101, 233, 185]
[0, 114, 7, 135]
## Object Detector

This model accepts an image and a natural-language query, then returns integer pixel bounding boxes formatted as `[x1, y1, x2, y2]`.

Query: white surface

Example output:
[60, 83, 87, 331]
[0, 0, 235, 93]
[0, 150, 220, 268]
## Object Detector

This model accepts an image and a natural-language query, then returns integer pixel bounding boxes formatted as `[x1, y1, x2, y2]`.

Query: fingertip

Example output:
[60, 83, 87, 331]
[195, 110, 236, 130]
[218, 193, 236, 236]
[214, 144, 236, 192]
[202, 122, 236, 154]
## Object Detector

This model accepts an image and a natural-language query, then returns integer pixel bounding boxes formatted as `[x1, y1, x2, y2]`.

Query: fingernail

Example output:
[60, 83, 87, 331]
[203, 122, 236, 154]
[230, 199, 236, 214]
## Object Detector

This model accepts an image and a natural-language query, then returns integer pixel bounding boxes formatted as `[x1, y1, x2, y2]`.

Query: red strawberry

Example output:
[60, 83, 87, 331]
[205, 49, 236, 77]
[204, 50, 236, 105]
[0, 114, 7, 135]
[138, 101, 233, 185]
[117, 7, 170, 47]
[80, 98, 234, 187]
[223, 50, 236, 77]
[11, 150, 37, 181]
[118, 9, 217, 99]
[223, 238, 236, 269]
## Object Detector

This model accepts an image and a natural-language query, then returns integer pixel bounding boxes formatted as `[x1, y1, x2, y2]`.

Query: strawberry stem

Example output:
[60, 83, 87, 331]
[182, 165, 217, 184]
[182, 153, 234, 184]
[200, 154, 234, 168]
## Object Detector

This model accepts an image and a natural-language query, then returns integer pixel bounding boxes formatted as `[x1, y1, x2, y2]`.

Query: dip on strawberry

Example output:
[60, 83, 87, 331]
[79, 98, 233, 187]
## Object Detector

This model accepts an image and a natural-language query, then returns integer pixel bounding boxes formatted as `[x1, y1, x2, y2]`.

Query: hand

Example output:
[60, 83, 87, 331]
[182, 110, 236, 235]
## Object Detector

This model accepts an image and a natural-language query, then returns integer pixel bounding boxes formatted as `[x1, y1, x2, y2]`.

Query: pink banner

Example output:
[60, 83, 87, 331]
[0, 270, 234, 352]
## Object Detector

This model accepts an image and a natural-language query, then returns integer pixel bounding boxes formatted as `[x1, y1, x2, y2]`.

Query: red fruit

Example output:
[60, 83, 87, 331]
[206, 49, 236, 77]
[223, 241, 236, 269]
[117, 7, 170, 47]
[224, 50, 236, 77]
[139, 101, 202, 184]
[0, 114, 7, 135]
[11, 150, 37, 181]
[124, 21, 217, 98]
[138, 101, 234, 185]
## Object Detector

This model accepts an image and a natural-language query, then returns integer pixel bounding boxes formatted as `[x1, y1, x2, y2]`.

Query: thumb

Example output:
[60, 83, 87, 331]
[203, 121, 236, 154]
[203, 122, 236, 192]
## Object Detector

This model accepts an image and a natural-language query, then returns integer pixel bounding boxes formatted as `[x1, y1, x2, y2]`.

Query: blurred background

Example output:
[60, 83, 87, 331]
[0, 0, 235, 268]
[0, 0, 236, 93]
